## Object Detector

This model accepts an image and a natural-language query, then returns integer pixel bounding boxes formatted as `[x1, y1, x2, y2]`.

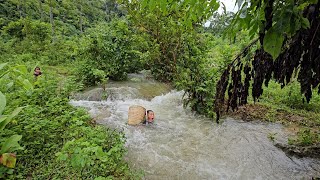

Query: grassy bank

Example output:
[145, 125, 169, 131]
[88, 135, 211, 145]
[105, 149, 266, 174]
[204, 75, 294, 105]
[226, 81, 320, 157]
[0, 64, 140, 179]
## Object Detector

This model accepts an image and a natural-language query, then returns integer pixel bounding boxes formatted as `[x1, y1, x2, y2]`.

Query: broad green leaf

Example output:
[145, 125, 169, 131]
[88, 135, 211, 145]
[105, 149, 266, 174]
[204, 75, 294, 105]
[190, 0, 197, 6]
[0, 116, 7, 129]
[22, 79, 33, 91]
[6, 82, 14, 89]
[160, 0, 167, 14]
[0, 153, 17, 168]
[95, 147, 105, 159]
[149, 0, 156, 12]
[141, 0, 148, 9]
[293, 17, 302, 33]
[263, 28, 284, 60]
[0, 107, 23, 131]
[0, 92, 5, 115]
[15, 76, 33, 92]
[301, 17, 310, 29]
[213, 0, 221, 10]
[56, 152, 68, 161]
[15, 76, 24, 87]
[0, 63, 7, 71]
[0, 70, 9, 78]
[71, 154, 86, 168]
[0, 135, 23, 154]
[249, 23, 258, 39]
[13, 65, 28, 74]
[297, 0, 318, 11]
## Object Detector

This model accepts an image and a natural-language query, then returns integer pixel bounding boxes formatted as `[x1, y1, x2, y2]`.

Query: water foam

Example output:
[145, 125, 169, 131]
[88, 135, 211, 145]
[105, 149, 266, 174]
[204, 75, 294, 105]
[70, 88, 320, 179]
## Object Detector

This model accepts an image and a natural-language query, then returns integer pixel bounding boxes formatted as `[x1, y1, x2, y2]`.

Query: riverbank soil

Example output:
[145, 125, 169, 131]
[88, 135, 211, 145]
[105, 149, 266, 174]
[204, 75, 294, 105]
[227, 102, 320, 159]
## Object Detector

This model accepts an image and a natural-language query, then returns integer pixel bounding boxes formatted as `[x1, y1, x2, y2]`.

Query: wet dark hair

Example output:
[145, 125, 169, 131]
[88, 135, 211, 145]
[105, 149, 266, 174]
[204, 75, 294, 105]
[146, 110, 153, 114]
[34, 67, 40, 71]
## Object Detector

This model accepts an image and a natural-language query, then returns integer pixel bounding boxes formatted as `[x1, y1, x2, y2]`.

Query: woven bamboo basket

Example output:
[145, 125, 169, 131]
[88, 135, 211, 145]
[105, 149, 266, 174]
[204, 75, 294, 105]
[128, 105, 146, 125]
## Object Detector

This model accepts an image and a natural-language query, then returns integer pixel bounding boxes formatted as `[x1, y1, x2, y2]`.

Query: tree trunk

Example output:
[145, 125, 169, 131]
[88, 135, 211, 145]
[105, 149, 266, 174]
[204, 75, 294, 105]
[39, 0, 44, 21]
[18, 0, 23, 18]
[105, 2, 110, 21]
[49, 0, 55, 42]
[79, 5, 83, 33]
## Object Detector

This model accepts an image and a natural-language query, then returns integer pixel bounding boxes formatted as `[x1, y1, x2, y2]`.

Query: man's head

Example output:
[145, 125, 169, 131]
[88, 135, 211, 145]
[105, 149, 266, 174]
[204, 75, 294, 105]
[34, 67, 41, 73]
[146, 110, 154, 121]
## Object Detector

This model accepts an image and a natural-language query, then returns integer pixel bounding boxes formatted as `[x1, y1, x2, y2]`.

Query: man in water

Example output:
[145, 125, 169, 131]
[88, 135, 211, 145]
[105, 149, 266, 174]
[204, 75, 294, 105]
[144, 110, 155, 125]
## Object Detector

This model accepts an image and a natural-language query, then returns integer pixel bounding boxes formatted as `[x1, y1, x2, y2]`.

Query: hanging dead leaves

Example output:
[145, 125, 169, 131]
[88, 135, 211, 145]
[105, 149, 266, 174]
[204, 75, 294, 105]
[214, 3, 320, 122]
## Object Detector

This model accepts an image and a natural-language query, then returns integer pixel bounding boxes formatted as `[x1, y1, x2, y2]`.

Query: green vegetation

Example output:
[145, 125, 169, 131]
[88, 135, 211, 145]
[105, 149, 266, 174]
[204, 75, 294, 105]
[0, 0, 320, 178]
[119, 0, 219, 81]
[0, 0, 143, 178]
[215, 0, 320, 121]
[254, 81, 320, 146]
[0, 64, 140, 178]
[230, 80, 320, 146]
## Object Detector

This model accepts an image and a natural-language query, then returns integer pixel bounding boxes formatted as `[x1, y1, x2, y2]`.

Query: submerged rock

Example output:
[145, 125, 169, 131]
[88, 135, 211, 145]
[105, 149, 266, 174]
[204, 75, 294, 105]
[275, 143, 320, 159]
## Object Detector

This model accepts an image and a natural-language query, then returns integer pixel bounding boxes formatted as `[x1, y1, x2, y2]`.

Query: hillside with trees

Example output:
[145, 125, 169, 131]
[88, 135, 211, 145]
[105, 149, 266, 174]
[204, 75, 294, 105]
[0, 0, 319, 178]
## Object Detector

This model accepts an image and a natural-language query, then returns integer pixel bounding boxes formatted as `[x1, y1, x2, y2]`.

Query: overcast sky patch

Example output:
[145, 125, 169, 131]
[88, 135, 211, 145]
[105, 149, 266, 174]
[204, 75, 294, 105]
[218, 0, 238, 13]
[204, 0, 238, 27]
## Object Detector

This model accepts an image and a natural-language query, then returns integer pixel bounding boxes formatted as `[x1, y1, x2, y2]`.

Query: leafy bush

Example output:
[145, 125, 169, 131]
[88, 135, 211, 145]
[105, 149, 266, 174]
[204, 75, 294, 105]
[260, 81, 320, 112]
[2, 18, 51, 54]
[42, 36, 81, 66]
[0, 65, 137, 179]
[73, 19, 152, 87]
[175, 33, 247, 118]
[0, 63, 33, 178]
[289, 128, 320, 146]
[175, 33, 214, 117]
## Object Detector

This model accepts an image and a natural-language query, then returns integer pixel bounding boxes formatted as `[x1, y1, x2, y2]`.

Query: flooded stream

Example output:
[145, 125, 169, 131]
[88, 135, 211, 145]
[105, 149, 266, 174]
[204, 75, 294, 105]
[70, 73, 320, 179]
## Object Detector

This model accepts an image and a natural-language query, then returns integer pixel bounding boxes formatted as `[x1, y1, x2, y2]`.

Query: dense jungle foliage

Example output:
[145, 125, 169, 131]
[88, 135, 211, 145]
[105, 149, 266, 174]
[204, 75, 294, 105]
[0, 0, 319, 178]
[0, 0, 143, 178]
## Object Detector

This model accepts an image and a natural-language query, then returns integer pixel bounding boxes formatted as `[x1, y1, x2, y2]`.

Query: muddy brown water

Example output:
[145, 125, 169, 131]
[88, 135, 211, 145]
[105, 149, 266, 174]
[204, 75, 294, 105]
[71, 73, 320, 179]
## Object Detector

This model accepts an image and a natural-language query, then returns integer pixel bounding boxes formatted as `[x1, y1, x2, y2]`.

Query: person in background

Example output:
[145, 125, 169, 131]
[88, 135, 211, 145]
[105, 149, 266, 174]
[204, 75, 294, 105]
[34, 67, 42, 78]
[144, 110, 155, 125]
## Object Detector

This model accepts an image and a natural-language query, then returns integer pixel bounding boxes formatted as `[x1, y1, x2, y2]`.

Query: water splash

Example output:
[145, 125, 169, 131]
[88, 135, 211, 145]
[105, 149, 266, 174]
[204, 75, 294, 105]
[70, 87, 320, 179]
[72, 72, 172, 101]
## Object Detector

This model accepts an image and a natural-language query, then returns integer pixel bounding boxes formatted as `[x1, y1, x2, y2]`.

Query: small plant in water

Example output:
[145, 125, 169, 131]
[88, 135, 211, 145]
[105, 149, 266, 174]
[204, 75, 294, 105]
[102, 91, 108, 100]
[267, 133, 277, 142]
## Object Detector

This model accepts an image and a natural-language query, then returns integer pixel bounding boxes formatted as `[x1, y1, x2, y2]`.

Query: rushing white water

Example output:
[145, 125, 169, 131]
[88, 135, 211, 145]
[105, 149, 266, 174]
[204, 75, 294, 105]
[70, 75, 320, 179]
